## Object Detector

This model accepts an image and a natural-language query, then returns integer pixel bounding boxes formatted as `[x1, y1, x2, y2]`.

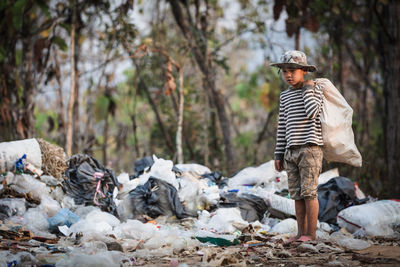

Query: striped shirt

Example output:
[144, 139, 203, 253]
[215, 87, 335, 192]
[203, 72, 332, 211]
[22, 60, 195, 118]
[274, 84, 324, 160]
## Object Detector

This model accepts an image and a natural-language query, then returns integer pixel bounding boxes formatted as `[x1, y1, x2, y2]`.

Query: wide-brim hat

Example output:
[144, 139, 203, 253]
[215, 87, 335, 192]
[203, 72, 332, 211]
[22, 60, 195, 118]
[270, 50, 317, 72]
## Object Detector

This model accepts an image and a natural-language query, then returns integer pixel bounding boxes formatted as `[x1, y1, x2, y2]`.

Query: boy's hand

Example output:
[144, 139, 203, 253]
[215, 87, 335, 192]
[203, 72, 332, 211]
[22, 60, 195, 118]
[274, 160, 284, 172]
[304, 80, 315, 86]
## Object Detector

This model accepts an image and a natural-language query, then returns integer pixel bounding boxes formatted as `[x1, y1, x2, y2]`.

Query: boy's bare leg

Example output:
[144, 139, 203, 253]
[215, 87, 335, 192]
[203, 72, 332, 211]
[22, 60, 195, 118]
[304, 198, 319, 240]
[295, 199, 307, 238]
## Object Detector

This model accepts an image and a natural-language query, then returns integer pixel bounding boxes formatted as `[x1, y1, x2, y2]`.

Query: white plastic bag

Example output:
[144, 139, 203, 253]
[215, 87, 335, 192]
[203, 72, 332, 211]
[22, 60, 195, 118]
[315, 78, 362, 167]
[138, 155, 179, 189]
[270, 218, 298, 234]
[228, 160, 285, 188]
[201, 208, 249, 233]
[337, 200, 400, 236]
[175, 163, 211, 175]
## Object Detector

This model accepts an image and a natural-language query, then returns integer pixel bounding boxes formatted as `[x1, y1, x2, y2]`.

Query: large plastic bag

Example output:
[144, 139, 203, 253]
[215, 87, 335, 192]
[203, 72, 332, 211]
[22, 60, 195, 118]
[137, 155, 179, 189]
[128, 177, 191, 219]
[228, 160, 287, 190]
[318, 177, 366, 224]
[219, 192, 268, 222]
[315, 78, 362, 167]
[337, 200, 400, 236]
[64, 154, 119, 214]
[0, 139, 42, 172]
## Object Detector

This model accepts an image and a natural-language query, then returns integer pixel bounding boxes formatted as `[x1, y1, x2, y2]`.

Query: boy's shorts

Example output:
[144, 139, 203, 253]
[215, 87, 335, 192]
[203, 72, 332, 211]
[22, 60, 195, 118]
[284, 144, 323, 200]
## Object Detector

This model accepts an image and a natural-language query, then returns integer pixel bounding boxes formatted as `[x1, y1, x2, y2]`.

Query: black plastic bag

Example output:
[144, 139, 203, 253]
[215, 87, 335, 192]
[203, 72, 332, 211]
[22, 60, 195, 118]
[219, 192, 268, 222]
[132, 156, 154, 179]
[317, 176, 367, 224]
[128, 177, 190, 219]
[64, 154, 119, 214]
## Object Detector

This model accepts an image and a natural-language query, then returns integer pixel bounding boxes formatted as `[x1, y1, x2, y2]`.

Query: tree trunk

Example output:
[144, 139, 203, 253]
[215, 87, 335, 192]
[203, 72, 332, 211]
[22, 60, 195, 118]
[139, 79, 175, 154]
[66, 0, 77, 156]
[295, 27, 300, 50]
[103, 113, 109, 166]
[168, 0, 236, 175]
[203, 89, 210, 167]
[176, 69, 184, 164]
[72, 27, 81, 154]
[53, 48, 66, 146]
[170, 80, 195, 160]
[379, 0, 400, 197]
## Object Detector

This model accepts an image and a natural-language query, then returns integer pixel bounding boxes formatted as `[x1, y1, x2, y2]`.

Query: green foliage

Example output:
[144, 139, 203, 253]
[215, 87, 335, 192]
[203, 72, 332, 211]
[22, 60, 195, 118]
[12, 0, 27, 29]
[35, 0, 50, 17]
[234, 131, 254, 147]
[52, 36, 68, 51]
[15, 49, 22, 66]
[34, 109, 58, 136]
[95, 95, 110, 122]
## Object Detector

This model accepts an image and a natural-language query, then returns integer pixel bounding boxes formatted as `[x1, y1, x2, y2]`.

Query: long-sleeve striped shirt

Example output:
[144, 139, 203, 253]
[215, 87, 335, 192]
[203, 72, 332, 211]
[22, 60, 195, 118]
[274, 84, 324, 160]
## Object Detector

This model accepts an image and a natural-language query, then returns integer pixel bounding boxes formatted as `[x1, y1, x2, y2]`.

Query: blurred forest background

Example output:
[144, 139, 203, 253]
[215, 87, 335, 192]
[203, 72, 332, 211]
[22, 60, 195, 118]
[0, 0, 399, 198]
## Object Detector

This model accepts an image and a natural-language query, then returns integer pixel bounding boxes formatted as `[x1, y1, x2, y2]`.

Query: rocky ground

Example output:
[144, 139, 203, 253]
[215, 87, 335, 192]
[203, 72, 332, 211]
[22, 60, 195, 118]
[144, 235, 400, 266]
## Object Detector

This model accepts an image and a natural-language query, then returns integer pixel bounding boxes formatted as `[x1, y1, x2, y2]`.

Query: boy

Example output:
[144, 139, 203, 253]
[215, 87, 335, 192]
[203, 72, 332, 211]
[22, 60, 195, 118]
[271, 50, 323, 242]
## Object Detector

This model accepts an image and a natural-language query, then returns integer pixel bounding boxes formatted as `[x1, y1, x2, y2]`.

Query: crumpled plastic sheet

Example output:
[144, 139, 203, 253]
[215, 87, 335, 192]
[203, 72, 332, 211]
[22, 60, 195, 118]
[196, 208, 249, 233]
[8, 173, 50, 201]
[56, 251, 126, 267]
[0, 198, 27, 220]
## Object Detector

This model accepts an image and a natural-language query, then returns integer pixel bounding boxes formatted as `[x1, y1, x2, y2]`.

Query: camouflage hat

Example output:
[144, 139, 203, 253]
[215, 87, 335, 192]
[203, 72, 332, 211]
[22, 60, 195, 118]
[270, 50, 317, 72]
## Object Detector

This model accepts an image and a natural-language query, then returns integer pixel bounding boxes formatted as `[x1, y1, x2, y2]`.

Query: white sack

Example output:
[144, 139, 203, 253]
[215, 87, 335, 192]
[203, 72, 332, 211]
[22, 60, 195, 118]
[316, 78, 362, 167]
[337, 200, 400, 236]
[0, 138, 42, 172]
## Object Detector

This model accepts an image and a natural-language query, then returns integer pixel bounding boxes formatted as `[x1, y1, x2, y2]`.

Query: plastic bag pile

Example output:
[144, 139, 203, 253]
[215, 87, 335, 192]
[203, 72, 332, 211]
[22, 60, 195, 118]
[1, 146, 399, 266]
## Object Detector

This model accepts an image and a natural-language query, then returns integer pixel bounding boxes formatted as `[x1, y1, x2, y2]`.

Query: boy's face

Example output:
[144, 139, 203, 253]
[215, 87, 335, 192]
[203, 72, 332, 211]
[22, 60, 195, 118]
[281, 68, 306, 88]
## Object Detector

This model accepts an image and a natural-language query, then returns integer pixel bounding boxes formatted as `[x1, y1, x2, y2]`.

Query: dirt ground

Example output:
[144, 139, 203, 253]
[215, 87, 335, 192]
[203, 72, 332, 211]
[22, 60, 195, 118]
[141, 235, 400, 267]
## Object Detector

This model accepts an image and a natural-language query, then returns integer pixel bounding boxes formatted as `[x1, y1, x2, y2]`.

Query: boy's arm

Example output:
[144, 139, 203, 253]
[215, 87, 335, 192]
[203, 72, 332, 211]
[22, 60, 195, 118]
[274, 94, 286, 161]
[302, 82, 323, 119]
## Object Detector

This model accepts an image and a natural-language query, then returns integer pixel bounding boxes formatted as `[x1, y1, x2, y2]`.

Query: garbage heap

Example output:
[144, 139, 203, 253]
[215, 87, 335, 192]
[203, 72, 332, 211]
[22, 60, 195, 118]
[0, 139, 399, 266]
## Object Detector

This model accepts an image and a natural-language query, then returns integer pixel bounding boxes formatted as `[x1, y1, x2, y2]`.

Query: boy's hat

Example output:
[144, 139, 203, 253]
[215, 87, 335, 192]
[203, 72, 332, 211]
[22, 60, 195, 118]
[270, 50, 317, 72]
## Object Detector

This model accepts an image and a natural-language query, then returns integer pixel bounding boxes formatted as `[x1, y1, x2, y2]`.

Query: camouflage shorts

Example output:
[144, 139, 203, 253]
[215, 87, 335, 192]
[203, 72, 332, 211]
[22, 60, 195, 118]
[284, 145, 323, 200]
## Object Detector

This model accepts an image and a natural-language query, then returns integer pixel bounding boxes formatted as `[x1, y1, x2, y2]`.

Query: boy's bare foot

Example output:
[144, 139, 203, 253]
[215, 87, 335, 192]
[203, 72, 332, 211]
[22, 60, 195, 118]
[295, 235, 313, 242]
